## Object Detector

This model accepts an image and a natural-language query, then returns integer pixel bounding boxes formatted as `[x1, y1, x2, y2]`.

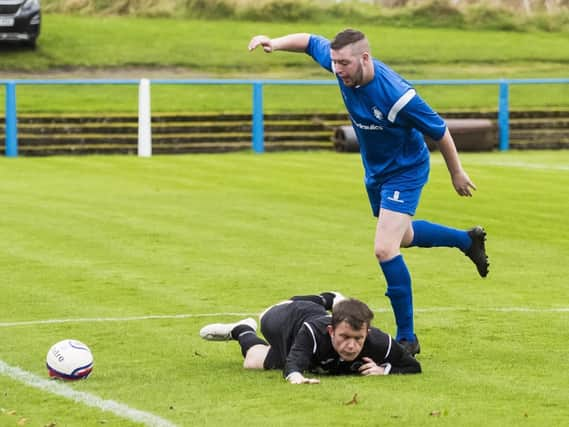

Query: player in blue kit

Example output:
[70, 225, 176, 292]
[248, 29, 489, 356]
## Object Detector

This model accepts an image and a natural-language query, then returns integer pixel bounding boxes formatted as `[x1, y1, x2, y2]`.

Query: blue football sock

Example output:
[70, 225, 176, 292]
[380, 254, 415, 342]
[410, 220, 471, 252]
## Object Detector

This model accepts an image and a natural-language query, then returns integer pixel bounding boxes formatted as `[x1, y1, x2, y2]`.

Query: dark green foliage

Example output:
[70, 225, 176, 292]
[239, 1, 320, 22]
[323, 2, 370, 22]
[185, 0, 235, 20]
[40, 0, 569, 31]
[408, 0, 465, 28]
[465, 5, 519, 32]
[529, 10, 569, 31]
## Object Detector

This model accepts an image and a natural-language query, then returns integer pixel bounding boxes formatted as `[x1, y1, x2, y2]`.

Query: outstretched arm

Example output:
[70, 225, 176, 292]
[284, 326, 320, 384]
[286, 371, 320, 385]
[438, 128, 477, 197]
[248, 33, 311, 53]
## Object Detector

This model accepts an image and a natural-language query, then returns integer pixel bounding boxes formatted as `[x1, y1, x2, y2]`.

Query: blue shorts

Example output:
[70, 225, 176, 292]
[365, 163, 429, 217]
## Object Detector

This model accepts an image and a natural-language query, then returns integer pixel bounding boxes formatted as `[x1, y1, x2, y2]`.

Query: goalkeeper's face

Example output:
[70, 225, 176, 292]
[328, 321, 368, 361]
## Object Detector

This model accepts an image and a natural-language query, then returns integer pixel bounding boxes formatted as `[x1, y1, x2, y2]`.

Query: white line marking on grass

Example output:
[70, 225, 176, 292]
[413, 307, 569, 313]
[432, 158, 569, 171]
[0, 307, 567, 328]
[0, 359, 177, 427]
[0, 313, 254, 328]
[474, 161, 569, 171]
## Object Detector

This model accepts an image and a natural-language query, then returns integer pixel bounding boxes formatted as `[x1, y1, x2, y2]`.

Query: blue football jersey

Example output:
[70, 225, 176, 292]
[306, 35, 447, 186]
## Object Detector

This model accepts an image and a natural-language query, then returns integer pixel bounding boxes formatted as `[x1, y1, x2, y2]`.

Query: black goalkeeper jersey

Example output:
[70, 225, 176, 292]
[259, 300, 421, 378]
[285, 314, 421, 377]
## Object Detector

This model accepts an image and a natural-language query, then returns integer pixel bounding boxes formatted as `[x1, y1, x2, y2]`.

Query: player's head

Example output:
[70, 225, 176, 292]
[328, 299, 374, 361]
[330, 28, 372, 88]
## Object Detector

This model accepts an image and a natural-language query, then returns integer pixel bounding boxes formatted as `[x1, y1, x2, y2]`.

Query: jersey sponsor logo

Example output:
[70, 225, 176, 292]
[387, 190, 405, 203]
[351, 116, 383, 131]
[372, 106, 384, 121]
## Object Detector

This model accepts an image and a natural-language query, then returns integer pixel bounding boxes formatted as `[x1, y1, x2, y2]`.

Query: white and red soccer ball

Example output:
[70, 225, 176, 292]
[46, 339, 94, 380]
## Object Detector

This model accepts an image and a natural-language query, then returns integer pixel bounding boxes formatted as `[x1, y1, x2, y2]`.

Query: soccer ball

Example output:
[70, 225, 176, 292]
[46, 339, 94, 380]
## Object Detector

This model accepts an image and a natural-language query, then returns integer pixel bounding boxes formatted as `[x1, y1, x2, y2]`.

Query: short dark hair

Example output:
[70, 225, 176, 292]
[331, 28, 366, 50]
[331, 298, 374, 330]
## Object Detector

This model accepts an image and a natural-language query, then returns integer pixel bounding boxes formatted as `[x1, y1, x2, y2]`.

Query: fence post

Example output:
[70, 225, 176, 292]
[498, 80, 510, 151]
[138, 78, 152, 157]
[252, 82, 264, 153]
[5, 81, 18, 157]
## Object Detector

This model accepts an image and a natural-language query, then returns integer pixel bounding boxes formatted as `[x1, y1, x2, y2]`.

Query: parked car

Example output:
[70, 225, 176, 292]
[0, 0, 41, 48]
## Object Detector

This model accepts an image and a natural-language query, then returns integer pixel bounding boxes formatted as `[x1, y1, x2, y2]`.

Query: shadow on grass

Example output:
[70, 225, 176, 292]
[0, 42, 36, 52]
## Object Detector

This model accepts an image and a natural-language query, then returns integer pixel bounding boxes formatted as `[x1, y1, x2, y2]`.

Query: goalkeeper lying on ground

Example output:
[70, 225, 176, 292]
[200, 292, 421, 384]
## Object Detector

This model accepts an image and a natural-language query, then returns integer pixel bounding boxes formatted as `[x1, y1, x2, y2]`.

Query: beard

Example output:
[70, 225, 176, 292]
[341, 63, 364, 87]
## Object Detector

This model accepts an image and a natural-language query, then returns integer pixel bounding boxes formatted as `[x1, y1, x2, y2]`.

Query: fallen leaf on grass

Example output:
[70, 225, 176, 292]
[17, 417, 27, 426]
[430, 410, 441, 417]
[43, 423, 57, 427]
[7, 410, 17, 416]
[344, 393, 358, 405]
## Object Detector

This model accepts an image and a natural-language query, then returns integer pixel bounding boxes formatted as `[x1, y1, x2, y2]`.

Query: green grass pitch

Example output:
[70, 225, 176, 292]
[0, 150, 568, 426]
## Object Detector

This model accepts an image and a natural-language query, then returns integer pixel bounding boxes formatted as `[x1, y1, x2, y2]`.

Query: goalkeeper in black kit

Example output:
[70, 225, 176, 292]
[200, 292, 421, 384]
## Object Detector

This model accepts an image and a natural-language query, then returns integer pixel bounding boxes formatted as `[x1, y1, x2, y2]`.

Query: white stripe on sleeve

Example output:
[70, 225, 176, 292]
[387, 89, 416, 123]
[303, 322, 318, 354]
[384, 334, 392, 359]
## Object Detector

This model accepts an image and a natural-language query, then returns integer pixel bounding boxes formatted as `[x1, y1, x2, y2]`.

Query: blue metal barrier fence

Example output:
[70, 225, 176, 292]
[2, 78, 569, 157]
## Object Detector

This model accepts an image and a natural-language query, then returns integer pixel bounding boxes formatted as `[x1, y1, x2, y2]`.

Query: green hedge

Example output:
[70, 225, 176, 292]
[41, 0, 569, 32]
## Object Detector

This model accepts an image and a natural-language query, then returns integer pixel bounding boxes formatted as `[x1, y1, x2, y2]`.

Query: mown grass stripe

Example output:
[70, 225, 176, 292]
[0, 359, 177, 427]
[1, 307, 567, 328]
